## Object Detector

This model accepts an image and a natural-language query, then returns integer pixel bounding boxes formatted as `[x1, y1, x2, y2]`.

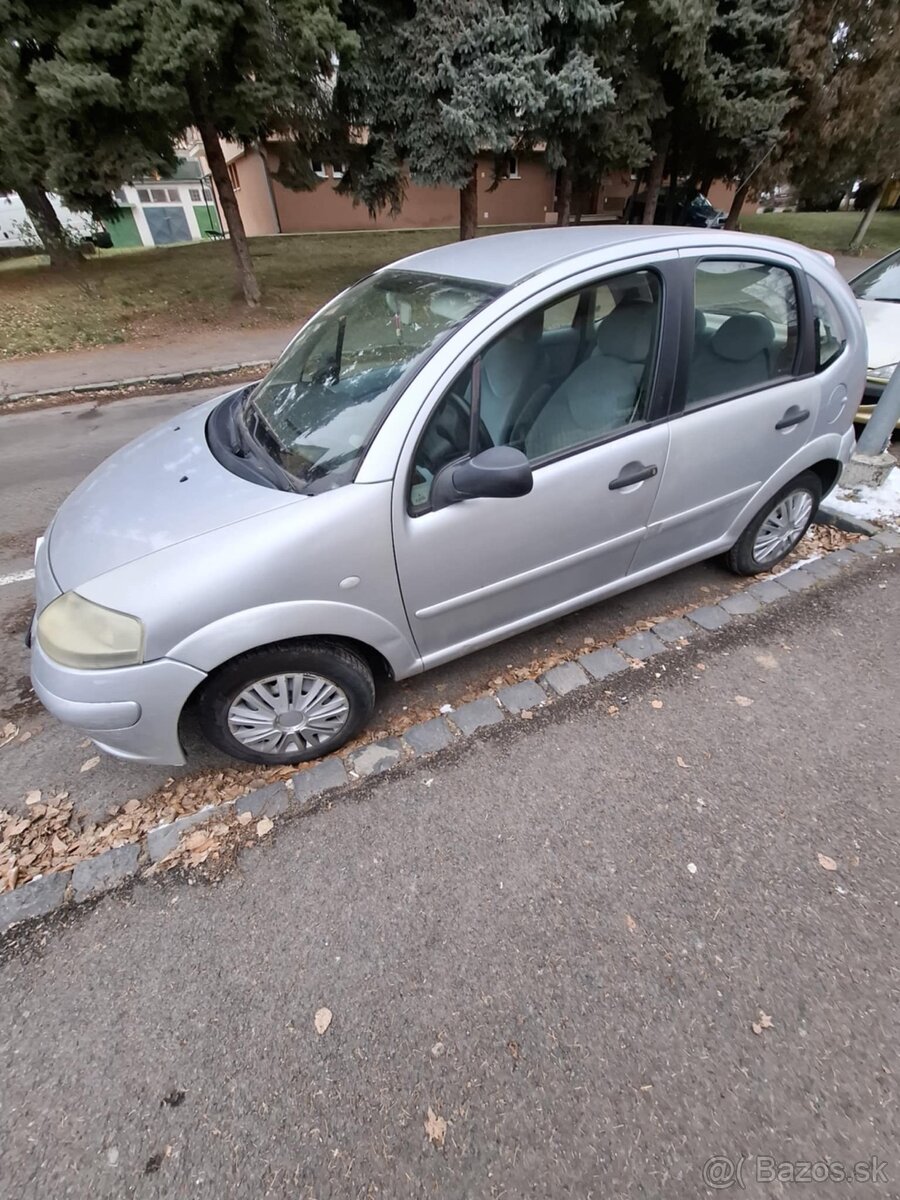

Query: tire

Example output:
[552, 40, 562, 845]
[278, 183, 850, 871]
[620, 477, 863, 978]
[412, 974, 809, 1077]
[197, 640, 375, 765]
[725, 472, 822, 576]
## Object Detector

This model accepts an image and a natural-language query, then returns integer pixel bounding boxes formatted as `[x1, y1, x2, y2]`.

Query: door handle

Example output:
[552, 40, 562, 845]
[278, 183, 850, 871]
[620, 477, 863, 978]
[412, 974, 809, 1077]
[775, 407, 810, 430]
[609, 464, 658, 490]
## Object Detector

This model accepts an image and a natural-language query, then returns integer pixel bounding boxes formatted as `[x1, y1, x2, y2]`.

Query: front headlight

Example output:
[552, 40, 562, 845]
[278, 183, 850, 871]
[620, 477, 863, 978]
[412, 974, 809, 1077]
[37, 592, 144, 670]
[868, 363, 897, 385]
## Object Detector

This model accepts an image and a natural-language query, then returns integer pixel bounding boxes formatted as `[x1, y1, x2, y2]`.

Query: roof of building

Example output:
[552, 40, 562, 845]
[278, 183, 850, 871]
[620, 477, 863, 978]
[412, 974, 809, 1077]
[392, 225, 767, 287]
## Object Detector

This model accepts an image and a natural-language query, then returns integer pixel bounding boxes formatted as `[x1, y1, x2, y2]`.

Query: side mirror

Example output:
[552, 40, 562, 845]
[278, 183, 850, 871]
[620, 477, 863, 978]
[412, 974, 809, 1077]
[431, 445, 533, 511]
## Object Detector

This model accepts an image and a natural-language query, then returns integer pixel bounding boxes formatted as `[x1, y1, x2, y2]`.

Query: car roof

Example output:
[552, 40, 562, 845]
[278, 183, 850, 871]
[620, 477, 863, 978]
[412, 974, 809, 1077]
[391, 225, 740, 287]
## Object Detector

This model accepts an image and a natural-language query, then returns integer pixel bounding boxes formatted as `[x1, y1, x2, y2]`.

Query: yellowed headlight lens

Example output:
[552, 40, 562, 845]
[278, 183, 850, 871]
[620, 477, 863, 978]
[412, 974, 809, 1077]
[37, 592, 144, 670]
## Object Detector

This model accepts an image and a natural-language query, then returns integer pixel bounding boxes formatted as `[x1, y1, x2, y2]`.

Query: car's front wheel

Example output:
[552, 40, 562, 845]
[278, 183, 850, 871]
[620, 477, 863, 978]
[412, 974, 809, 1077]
[725, 472, 822, 575]
[197, 640, 375, 765]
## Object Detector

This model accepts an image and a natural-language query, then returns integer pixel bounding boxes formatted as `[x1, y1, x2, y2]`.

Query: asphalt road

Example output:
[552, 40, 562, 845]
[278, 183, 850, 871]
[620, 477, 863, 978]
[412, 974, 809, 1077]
[0, 387, 755, 823]
[1, 554, 897, 1198]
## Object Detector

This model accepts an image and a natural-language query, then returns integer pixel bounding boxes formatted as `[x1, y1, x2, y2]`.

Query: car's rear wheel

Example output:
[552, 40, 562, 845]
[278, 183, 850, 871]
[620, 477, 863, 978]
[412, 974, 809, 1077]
[197, 640, 375, 765]
[725, 472, 822, 575]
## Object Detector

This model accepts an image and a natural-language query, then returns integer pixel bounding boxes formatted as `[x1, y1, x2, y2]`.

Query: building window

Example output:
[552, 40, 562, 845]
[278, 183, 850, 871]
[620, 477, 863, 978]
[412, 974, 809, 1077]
[189, 187, 202, 202]
[227, 162, 241, 191]
[331, 163, 347, 179]
[112, 188, 128, 204]
[311, 161, 328, 179]
[505, 155, 520, 179]
[136, 187, 152, 203]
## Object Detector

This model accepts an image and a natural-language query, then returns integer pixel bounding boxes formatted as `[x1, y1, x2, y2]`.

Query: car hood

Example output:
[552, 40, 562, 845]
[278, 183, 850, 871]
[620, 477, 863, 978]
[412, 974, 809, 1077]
[857, 298, 900, 370]
[48, 393, 302, 592]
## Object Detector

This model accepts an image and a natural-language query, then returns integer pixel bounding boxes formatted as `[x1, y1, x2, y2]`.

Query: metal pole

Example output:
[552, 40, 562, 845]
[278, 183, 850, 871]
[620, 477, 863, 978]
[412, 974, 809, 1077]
[856, 367, 900, 456]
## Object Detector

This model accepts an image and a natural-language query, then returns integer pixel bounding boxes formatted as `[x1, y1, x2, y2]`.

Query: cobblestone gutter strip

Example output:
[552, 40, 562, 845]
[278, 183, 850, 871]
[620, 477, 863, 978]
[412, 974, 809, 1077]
[2, 528, 898, 936]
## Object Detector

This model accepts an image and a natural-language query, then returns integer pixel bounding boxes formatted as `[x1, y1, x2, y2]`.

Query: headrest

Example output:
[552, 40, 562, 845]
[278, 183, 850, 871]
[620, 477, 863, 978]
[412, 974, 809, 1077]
[711, 313, 775, 362]
[595, 302, 655, 363]
[482, 334, 536, 401]
[567, 358, 637, 430]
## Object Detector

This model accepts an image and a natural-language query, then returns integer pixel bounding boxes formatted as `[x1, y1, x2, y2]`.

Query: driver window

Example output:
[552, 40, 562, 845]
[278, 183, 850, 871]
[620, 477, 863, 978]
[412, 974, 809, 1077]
[409, 268, 663, 512]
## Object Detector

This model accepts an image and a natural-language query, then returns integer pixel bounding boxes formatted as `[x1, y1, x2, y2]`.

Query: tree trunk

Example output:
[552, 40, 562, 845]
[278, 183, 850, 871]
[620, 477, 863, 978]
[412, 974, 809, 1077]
[724, 178, 752, 230]
[459, 162, 478, 240]
[641, 131, 670, 226]
[664, 136, 679, 224]
[623, 172, 643, 224]
[849, 179, 887, 252]
[556, 163, 573, 227]
[194, 112, 261, 306]
[18, 182, 81, 268]
[700, 174, 714, 197]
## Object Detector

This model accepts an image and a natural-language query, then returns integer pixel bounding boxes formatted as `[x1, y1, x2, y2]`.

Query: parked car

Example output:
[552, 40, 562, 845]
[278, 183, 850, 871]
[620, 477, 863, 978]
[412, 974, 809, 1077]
[849, 249, 900, 425]
[30, 227, 865, 766]
[628, 189, 727, 228]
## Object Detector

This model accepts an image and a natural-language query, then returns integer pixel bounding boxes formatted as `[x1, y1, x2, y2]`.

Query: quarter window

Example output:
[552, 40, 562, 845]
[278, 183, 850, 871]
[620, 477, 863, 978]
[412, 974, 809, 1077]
[687, 260, 799, 409]
[809, 279, 847, 371]
[409, 269, 663, 510]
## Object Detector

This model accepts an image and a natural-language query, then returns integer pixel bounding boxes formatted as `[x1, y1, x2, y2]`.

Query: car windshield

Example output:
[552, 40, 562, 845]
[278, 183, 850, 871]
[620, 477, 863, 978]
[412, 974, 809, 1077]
[241, 270, 501, 492]
[852, 252, 900, 303]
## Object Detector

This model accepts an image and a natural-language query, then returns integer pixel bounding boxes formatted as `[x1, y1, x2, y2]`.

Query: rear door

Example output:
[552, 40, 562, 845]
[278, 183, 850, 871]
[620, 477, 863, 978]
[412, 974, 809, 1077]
[631, 254, 818, 572]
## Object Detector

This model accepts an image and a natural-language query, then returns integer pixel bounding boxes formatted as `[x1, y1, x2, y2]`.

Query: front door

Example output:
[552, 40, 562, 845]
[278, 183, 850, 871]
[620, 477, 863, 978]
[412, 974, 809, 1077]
[392, 266, 672, 667]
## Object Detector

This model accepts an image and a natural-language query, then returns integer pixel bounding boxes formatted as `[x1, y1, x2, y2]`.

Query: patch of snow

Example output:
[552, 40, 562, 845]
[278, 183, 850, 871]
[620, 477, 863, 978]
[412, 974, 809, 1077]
[826, 466, 900, 527]
[775, 552, 823, 575]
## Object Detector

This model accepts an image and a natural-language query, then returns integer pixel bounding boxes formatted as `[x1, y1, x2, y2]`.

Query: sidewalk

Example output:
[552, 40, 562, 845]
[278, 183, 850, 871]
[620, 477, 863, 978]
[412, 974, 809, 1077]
[0, 324, 299, 397]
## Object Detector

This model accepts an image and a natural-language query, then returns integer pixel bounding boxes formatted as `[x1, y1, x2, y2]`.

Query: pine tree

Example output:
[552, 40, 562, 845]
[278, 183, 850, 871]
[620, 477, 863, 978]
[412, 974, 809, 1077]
[776, 0, 899, 248]
[20, 0, 354, 304]
[337, 0, 615, 239]
[686, 0, 794, 228]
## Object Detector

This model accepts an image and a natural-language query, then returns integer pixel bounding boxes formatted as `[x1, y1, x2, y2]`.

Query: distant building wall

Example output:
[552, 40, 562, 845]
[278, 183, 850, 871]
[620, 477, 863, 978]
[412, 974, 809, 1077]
[227, 151, 279, 236]
[265, 152, 554, 234]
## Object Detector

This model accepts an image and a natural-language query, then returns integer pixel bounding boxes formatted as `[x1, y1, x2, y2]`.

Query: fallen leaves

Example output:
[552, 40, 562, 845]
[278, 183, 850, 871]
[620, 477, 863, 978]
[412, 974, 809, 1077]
[751, 1010, 774, 1036]
[624, 913, 638, 933]
[424, 1107, 447, 1148]
[236, 811, 253, 826]
[256, 817, 274, 838]
[650, 699, 663, 709]
[520, 709, 534, 720]
[80, 756, 100, 773]
[314, 1007, 333, 1035]
[734, 695, 754, 708]
[25, 789, 42, 806]
[817, 853, 838, 872]
[676, 756, 689, 769]
[1, 722, 19, 748]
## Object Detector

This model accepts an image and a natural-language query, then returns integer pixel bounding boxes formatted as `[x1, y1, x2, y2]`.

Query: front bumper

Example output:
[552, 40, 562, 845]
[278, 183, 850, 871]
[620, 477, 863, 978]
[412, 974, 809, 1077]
[30, 638, 206, 765]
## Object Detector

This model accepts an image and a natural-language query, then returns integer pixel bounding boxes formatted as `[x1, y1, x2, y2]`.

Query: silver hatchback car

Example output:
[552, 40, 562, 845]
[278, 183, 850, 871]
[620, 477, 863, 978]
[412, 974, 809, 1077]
[31, 227, 865, 766]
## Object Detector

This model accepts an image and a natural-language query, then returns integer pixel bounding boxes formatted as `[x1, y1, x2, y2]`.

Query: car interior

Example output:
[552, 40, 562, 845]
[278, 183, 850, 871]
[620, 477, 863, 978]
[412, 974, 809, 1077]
[410, 271, 662, 506]
[410, 259, 803, 509]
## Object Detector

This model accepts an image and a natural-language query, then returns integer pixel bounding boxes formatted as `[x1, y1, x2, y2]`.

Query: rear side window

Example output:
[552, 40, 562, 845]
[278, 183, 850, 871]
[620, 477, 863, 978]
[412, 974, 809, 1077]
[809, 279, 847, 371]
[687, 260, 800, 409]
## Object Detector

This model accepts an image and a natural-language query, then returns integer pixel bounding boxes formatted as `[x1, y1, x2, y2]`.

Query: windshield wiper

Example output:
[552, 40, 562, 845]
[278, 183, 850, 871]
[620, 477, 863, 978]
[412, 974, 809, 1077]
[232, 395, 302, 493]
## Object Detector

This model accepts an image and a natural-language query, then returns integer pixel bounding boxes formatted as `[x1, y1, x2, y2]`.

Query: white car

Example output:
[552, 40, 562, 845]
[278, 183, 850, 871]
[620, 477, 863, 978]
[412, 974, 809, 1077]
[850, 249, 900, 423]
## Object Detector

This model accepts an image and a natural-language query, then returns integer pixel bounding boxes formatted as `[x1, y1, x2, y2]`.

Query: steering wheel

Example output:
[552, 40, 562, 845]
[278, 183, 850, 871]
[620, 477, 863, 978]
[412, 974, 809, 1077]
[417, 391, 492, 478]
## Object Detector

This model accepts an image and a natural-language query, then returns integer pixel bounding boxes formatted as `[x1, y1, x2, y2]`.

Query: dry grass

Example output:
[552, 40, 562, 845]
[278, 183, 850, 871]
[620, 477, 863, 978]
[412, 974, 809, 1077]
[0, 229, 461, 359]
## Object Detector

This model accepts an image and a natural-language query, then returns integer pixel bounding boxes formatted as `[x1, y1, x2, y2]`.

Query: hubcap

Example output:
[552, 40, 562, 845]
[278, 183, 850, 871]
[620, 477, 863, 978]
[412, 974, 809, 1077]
[227, 673, 350, 756]
[752, 489, 814, 564]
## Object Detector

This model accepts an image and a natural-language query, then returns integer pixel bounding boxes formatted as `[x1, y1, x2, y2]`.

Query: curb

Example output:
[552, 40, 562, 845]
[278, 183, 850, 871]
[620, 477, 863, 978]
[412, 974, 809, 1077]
[1, 360, 275, 406]
[3, 526, 899, 936]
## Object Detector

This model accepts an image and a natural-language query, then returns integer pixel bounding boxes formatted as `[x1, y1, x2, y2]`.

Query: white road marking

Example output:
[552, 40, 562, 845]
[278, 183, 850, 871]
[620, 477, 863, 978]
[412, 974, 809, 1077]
[0, 569, 35, 587]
